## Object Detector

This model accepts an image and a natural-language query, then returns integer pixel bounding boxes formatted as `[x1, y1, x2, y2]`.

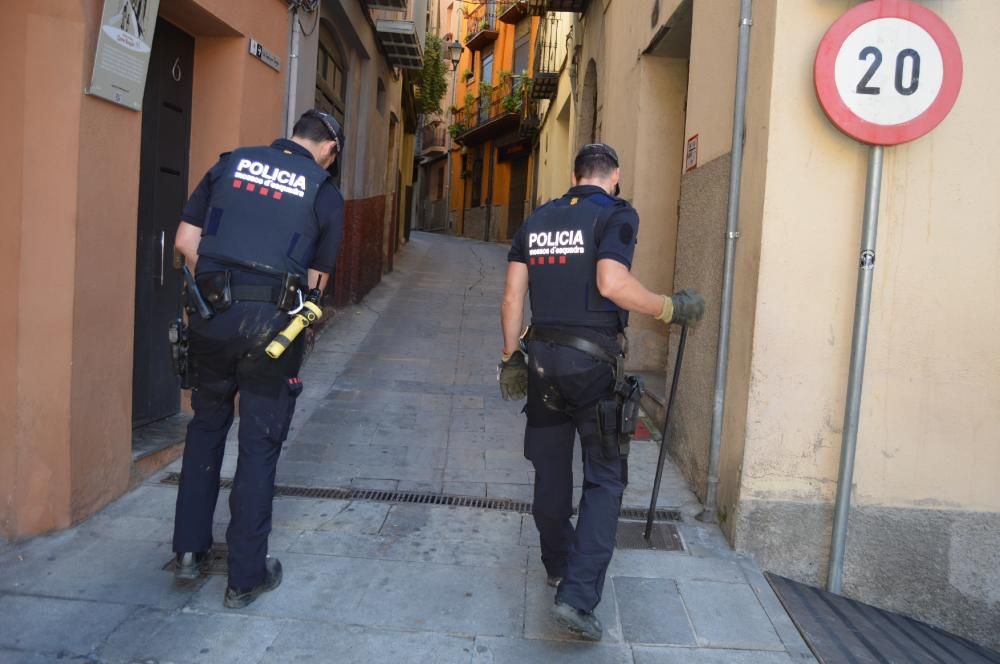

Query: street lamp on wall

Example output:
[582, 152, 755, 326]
[448, 40, 463, 71]
[445, 39, 464, 233]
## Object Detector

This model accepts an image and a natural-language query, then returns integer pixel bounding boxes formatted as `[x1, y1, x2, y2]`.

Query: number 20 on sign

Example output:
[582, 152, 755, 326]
[815, 0, 962, 146]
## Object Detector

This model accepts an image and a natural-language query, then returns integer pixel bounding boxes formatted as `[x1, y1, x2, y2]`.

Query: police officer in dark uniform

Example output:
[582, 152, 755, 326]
[171, 109, 346, 608]
[499, 144, 705, 640]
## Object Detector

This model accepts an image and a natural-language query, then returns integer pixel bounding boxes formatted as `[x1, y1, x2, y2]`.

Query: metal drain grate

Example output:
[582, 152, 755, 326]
[159, 472, 682, 521]
[616, 521, 684, 551]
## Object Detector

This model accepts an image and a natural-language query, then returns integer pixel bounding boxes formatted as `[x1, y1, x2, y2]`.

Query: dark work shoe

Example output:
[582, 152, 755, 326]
[224, 557, 283, 609]
[546, 576, 563, 588]
[551, 600, 603, 641]
[173, 551, 210, 581]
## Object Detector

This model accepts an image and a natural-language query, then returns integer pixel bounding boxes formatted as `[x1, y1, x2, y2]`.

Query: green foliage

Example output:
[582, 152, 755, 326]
[448, 122, 467, 140]
[419, 34, 448, 117]
[501, 75, 531, 114]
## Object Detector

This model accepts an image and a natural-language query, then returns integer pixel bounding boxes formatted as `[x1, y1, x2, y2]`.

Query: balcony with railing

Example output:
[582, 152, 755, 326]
[421, 122, 448, 155]
[531, 12, 560, 100]
[463, 2, 499, 51]
[527, 0, 589, 13]
[450, 75, 531, 145]
[498, 0, 528, 24]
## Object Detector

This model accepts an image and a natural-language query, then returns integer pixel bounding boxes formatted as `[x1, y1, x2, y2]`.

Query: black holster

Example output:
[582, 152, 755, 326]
[596, 374, 644, 459]
[168, 318, 194, 389]
[195, 271, 232, 313]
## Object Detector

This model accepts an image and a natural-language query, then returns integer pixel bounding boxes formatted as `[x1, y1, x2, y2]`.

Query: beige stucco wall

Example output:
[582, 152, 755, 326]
[739, 0, 1000, 520]
[565, 0, 689, 372]
[683, 1, 738, 166]
[730, 0, 1000, 646]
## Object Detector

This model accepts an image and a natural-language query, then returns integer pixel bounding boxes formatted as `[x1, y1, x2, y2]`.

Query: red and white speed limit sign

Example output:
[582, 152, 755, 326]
[815, 0, 962, 146]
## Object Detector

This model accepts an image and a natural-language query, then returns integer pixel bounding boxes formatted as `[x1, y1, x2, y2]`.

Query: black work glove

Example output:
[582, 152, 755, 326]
[498, 350, 528, 401]
[657, 288, 706, 325]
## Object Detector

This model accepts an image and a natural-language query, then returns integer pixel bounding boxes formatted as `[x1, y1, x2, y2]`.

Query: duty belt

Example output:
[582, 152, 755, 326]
[230, 284, 283, 304]
[524, 326, 626, 391]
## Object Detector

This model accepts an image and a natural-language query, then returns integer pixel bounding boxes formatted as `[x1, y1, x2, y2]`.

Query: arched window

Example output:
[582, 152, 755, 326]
[316, 21, 347, 124]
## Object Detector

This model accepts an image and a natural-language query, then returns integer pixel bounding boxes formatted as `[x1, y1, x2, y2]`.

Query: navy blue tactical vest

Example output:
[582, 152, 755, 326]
[525, 190, 629, 331]
[197, 145, 329, 280]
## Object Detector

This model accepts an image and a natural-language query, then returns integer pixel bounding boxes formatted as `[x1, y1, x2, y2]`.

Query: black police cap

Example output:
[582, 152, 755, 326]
[302, 109, 346, 178]
[575, 143, 619, 167]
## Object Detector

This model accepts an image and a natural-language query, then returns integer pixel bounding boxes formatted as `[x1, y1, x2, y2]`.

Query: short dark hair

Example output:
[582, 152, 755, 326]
[292, 110, 342, 150]
[573, 143, 619, 180]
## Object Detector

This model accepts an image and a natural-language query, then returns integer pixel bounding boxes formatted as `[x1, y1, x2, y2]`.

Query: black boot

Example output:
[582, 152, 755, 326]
[224, 557, 283, 609]
[173, 551, 210, 581]
[551, 600, 603, 641]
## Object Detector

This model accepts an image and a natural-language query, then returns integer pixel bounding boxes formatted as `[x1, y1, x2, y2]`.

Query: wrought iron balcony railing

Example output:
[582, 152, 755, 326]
[421, 123, 448, 153]
[450, 75, 531, 144]
[498, 0, 529, 24]
[463, 2, 499, 51]
[531, 12, 560, 100]
[527, 0, 589, 13]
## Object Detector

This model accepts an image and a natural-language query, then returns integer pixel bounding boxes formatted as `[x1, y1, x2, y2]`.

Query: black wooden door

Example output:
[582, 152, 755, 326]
[132, 19, 194, 427]
[507, 156, 529, 239]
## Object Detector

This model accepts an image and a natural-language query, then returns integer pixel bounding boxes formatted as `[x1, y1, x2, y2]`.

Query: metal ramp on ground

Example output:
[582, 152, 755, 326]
[767, 573, 1000, 664]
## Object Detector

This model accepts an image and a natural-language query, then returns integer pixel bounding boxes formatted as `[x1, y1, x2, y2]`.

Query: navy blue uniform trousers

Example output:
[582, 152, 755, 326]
[523, 336, 627, 613]
[172, 300, 304, 589]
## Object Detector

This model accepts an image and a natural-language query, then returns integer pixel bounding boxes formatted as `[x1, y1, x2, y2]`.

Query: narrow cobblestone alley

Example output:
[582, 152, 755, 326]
[0, 234, 813, 663]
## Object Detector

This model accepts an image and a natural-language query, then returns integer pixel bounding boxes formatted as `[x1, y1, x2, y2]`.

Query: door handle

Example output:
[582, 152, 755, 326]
[159, 231, 166, 286]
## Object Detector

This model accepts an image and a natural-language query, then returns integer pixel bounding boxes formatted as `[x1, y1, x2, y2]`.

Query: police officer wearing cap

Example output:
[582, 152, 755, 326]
[499, 143, 705, 640]
[170, 109, 346, 608]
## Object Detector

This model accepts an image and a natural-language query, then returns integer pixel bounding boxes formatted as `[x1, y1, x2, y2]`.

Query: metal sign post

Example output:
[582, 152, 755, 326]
[827, 144, 882, 594]
[814, 0, 962, 594]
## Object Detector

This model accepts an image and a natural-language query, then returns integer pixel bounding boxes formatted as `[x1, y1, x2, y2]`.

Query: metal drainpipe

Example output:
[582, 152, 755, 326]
[285, 1, 302, 137]
[698, 0, 753, 524]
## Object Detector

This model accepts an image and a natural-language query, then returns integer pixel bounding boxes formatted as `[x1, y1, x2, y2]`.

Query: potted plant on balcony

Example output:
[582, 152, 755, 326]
[501, 73, 531, 114]
[448, 122, 467, 140]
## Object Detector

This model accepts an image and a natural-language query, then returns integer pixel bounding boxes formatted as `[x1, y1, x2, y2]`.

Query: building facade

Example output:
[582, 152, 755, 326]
[447, 0, 541, 242]
[291, 0, 426, 304]
[414, 0, 462, 233]
[0, 0, 421, 541]
[531, 0, 999, 648]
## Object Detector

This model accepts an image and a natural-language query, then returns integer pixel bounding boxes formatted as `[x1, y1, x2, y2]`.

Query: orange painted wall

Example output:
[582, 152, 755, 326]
[0, 0, 288, 540]
[449, 8, 539, 236]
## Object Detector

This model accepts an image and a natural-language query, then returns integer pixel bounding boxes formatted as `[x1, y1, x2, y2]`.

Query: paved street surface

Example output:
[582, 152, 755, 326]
[0, 233, 814, 663]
